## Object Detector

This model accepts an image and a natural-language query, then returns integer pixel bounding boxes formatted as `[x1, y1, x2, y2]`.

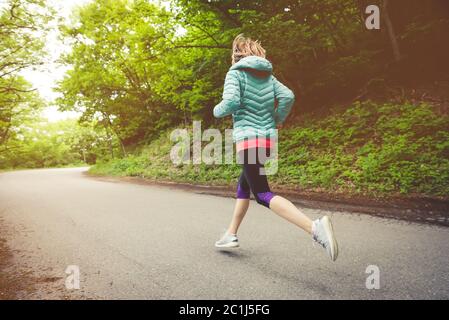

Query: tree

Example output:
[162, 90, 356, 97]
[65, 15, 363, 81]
[56, 0, 180, 150]
[0, 0, 52, 149]
[382, 0, 401, 62]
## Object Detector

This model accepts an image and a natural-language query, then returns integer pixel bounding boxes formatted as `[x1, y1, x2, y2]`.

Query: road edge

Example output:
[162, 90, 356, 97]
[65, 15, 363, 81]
[84, 171, 449, 227]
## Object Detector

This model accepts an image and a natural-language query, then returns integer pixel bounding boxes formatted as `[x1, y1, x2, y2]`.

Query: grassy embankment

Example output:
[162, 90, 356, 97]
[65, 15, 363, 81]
[90, 101, 449, 199]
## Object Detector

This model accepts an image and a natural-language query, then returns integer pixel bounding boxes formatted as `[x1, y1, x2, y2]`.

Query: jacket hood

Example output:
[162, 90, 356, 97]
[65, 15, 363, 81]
[230, 56, 273, 75]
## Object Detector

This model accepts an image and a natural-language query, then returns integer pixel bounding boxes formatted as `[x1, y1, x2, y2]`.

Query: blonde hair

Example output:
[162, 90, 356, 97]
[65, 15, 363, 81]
[232, 34, 266, 65]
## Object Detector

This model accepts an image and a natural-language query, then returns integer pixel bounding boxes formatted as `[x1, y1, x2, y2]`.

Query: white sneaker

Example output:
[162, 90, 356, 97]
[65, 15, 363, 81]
[312, 216, 339, 261]
[215, 231, 239, 248]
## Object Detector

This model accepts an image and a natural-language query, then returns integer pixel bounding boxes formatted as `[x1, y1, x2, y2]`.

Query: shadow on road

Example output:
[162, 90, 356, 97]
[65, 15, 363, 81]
[215, 249, 247, 259]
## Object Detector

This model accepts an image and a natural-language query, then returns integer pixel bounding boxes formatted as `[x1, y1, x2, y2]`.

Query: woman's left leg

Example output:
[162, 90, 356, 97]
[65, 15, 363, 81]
[215, 170, 250, 248]
[228, 199, 250, 235]
[227, 171, 251, 235]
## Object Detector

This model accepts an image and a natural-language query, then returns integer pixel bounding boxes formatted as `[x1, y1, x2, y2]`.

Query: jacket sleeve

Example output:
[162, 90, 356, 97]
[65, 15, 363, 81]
[273, 76, 295, 125]
[213, 70, 241, 118]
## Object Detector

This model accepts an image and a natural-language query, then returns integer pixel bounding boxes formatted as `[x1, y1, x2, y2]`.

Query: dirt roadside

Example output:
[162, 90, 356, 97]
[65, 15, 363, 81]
[0, 218, 86, 300]
[85, 172, 449, 227]
[0, 218, 35, 300]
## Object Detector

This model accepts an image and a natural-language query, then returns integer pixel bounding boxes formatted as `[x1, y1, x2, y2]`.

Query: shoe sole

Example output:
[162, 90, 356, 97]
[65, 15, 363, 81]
[215, 242, 239, 248]
[321, 216, 339, 261]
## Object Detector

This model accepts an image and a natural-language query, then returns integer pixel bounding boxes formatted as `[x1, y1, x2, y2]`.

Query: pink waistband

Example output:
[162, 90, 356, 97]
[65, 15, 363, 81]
[236, 138, 275, 153]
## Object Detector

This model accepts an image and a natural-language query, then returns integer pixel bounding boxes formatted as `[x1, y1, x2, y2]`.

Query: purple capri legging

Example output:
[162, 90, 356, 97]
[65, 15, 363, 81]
[236, 148, 275, 208]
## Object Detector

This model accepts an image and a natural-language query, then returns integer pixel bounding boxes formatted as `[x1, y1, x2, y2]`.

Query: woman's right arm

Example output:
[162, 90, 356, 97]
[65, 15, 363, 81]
[273, 76, 295, 125]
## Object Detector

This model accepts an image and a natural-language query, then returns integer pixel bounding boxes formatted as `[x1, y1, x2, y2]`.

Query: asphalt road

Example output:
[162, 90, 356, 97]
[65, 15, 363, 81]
[0, 167, 448, 299]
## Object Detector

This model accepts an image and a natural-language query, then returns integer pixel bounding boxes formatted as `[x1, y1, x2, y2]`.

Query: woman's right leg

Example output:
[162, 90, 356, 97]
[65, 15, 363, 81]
[241, 159, 313, 234]
[218, 148, 338, 259]
[241, 149, 337, 260]
[268, 196, 313, 234]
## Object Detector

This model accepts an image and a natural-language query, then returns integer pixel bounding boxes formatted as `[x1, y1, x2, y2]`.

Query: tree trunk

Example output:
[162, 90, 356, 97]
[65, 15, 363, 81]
[383, 0, 401, 62]
[109, 141, 114, 159]
[106, 130, 114, 159]
[119, 138, 127, 157]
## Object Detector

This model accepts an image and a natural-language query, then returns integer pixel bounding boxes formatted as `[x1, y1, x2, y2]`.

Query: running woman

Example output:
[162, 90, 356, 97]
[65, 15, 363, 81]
[213, 34, 339, 261]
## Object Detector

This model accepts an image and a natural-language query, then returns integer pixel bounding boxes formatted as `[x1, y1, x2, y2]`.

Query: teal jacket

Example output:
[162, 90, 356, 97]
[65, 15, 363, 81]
[213, 56, 295, 142]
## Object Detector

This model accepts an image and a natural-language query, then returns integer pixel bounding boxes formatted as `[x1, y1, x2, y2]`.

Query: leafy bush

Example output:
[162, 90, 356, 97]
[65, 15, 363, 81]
[279, 101, 449, 196]
[90, 101, 449, 198]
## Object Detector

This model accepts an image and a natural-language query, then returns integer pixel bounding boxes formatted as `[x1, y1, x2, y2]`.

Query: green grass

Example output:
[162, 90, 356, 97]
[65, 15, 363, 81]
[0, 162, 89, 172]
[89, 101, 449, 199]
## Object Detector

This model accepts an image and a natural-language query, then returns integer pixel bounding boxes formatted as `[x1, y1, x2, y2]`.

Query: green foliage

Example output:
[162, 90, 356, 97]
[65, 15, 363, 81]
[0, 0, 53, 149]
[90, 101, 449, 198]
[0, 118, 117, 169]
[278, 101, 449, 196]
[3, 0, 448, 202]
[56, 0, 449, 149]
[56, 0, 181, 148]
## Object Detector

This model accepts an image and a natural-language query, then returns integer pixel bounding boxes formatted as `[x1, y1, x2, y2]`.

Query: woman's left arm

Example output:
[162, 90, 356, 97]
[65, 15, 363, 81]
[213, 70, 241, 118]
